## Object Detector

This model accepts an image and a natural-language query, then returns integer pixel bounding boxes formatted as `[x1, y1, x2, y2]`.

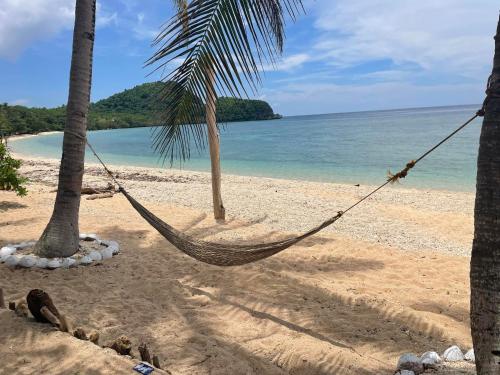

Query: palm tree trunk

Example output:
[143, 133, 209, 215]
[205, 66, 225, 221]
[34, 0, 96, 258]
[470, 14, 500, 374]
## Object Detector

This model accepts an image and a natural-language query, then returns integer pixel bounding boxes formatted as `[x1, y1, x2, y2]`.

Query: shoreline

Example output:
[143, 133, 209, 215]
[17, 153, 475, 257]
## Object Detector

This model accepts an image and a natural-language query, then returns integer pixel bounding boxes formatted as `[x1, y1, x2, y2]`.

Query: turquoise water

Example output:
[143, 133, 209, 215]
[12, 105, 482, 191]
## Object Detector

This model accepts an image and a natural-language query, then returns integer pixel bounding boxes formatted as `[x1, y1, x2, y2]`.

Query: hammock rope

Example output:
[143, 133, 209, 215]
[85, 108, 483, 266]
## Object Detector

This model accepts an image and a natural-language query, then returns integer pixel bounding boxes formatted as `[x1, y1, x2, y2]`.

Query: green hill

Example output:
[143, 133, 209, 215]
[0, 82, 281, 135]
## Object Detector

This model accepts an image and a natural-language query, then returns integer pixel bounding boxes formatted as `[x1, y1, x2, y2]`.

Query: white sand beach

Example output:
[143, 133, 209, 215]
[0, 154, 477, 374]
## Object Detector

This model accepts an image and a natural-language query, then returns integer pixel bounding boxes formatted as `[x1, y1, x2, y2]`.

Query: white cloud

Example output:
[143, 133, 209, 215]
[263, 53, 311, 72]
[310, 0, 499, 78]
[133, 12, 158, 40]
[0, 0, 119, 59]
[96, 3, 118, 28]
[0, 0, 74, 59]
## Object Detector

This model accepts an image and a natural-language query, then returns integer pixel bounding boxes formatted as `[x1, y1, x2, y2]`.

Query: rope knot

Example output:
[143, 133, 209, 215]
[387, 160, 416, 183]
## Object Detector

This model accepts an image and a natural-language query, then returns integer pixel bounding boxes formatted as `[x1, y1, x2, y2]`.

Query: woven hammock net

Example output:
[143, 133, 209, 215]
[121, 188, 342, 266]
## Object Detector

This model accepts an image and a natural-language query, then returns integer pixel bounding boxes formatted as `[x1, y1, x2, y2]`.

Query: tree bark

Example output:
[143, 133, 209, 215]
[34, 0, 96, 258]
[205, 66, 225, 220]
[470, 15, 500, 375]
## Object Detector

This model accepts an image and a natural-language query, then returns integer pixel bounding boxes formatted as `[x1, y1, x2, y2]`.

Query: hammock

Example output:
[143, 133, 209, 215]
[121, 188, 343, 266]
[86, 110, 481, 267]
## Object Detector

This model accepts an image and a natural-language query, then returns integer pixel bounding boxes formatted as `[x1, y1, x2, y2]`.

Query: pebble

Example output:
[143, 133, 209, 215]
[105, 241, 120, 254]
[100, 248, 113, 260]
[464, 349, 475, 362]
[443, 345, 464, 362]
[421, 351, 442, 367]
[19, 255, 37, 268]
[47, 259, 62, 269]
[80, 256, 93, 265]
[5, 255, 20, 267]
[36, 258, 49, 269]
[62, 258, 77, 268]
[397, 353, 424, 374]
[0, 246, 16, 258]
[88, 250, 102, 262]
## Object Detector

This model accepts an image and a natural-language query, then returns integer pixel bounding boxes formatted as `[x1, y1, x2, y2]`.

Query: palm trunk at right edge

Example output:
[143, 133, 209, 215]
[35, 0, 96, 258]
[470, 14, 500, 374]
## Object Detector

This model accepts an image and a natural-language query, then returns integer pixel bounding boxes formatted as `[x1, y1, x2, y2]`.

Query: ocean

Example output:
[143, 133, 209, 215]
[11, 104, 482, 192]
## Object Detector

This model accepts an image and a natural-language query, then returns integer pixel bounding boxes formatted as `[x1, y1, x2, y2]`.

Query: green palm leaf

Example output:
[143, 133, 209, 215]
[147, 0, 303, 163]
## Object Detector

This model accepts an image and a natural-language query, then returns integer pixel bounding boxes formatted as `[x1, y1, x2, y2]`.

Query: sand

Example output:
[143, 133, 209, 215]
[0, 155, 477, 374]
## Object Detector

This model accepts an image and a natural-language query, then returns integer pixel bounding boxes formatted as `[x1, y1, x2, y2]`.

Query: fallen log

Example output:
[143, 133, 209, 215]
[86, 192, 114, 200]
[81, 183, 115, 195]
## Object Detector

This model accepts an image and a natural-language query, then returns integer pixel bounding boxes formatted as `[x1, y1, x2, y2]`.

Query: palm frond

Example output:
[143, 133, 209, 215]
[147, 0, 303, 163]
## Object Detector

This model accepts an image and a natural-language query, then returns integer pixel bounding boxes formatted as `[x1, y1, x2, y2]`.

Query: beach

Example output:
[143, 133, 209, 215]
[0, 153, 476, 374]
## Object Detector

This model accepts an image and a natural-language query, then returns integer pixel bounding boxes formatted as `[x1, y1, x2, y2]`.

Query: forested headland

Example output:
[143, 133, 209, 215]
[0, 82, 281, 135]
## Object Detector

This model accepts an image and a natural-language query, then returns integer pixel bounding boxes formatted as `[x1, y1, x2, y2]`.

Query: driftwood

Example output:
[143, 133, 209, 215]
[81, 183, 115, 195]
[40, 306, 59, 326]
[0, 288, 5, 309]
[27, 289, 60, 323]
[73, 327, 88, 340]
[89, 331, 100, 345]
[152, 355, 161, 369]
[15, 300, 29, 318]
[138, 343, 152, 364]
[86, 192, 114, 200]
[110, 336, 132, 356]
[26, 289, 68, 331]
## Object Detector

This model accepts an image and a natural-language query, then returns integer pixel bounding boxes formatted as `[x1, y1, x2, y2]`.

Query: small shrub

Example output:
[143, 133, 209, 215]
[0, 142, 27, 196]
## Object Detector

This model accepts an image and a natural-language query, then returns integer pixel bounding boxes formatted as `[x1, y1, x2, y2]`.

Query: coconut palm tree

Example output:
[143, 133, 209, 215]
[147, 0, 303, 220]
[470, 14, 500, 374]
[34, 0, 96, 258]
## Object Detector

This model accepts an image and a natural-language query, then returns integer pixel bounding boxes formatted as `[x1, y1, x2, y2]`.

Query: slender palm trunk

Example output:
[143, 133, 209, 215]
[470, 15, 500, 375]
[205, 66, 225, 220]
[35, 0, 96, 258]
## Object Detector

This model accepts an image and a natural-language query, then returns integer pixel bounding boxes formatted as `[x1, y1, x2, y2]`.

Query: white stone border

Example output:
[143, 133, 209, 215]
[0, 234, 120, 269]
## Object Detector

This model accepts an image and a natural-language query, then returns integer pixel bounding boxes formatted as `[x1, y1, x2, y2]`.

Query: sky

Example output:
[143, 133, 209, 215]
[0, 0, 498, 116]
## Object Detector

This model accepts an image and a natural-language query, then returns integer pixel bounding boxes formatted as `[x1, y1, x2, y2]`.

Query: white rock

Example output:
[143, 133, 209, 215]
[79, 233, 88, 240]
[80, 256, 93, 265]
[396, 371, 415, 375]
[397, 353, 424, 374]
[100, 248, 113, 260]
[36, 258, 49, 269]
[88, 250, 102, 261]
[47, 259, 62, 269]
[5, 255, 20, 267]
[0, 246, 16, 258]
[443, 345, 464, 362]
[62, 258, 77, 268]
[421, 351, 442, 367]
[464, 349, 475, 362]
[18, 255, 37, 268]
[106, 241, 120, 254]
